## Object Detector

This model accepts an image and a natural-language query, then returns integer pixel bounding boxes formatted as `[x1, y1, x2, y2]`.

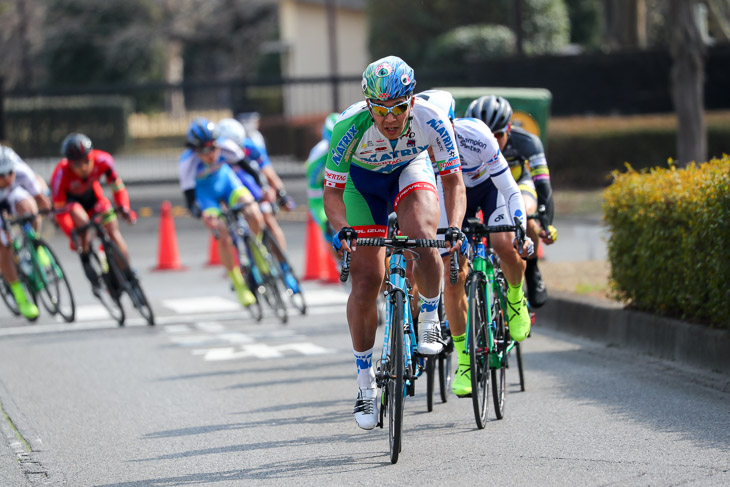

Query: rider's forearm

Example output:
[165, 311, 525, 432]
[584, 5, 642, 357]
[534, 178, 554, 225]
[441, 173, 466, 228]
[323, 187, 348, 232]
[262, 166, 284, 192]
[492, 169, 527, 230]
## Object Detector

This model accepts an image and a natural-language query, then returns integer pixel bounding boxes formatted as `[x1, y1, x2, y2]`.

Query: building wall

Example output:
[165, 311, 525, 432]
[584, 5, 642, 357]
[279, 0, 367, 117]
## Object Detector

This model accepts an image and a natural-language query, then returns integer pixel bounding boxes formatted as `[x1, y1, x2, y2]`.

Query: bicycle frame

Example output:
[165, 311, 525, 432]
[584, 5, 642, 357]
[381, 245, 421, 389]
[466, 235, 516, 369]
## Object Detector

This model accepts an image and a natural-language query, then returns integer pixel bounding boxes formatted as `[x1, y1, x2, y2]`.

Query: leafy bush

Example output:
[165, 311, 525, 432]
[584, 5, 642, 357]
[602, 156, 730, 328]
[427, 24, 516, 66]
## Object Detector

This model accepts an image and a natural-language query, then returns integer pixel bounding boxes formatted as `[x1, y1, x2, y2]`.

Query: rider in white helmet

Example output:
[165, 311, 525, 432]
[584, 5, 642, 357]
[0, 145, 52, 320]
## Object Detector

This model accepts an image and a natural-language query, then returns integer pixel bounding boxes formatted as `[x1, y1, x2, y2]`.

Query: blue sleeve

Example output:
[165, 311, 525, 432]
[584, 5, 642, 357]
[244, 139, 271, 169]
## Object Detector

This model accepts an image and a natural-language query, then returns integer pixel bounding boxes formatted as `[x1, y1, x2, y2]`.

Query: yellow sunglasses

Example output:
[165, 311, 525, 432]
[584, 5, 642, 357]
[369, 98, 411, 117]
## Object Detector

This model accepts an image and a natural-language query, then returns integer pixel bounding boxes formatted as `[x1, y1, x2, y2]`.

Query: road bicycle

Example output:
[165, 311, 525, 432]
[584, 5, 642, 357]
[340, 233, 455, 464]
[221, 202, 287, 324]
[462, 216, 526, 429]
[0, 209, 75, 322]
[71, 208, 154, 326]
[385, 215, 454, 412]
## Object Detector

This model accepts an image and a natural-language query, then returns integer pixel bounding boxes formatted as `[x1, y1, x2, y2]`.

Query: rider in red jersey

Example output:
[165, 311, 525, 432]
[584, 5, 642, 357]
[51, 133, 137, 292]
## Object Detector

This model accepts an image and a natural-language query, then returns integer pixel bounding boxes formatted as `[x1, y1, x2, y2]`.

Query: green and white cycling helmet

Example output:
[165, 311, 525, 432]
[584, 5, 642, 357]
[0, 145, 17, 175]
[415, 90, 455, 122]
[362, 55, 416, 101]
[322, 113, 339, 141]
[218, 118, 247, 147]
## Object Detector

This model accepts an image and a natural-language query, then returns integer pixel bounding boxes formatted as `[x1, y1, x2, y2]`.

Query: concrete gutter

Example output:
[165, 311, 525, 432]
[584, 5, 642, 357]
[538, 291, 730, 380]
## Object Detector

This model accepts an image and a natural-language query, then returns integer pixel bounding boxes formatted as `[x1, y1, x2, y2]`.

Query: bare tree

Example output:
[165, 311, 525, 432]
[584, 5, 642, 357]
[603, 0, 647, 50]
[669, 0, 707, 166]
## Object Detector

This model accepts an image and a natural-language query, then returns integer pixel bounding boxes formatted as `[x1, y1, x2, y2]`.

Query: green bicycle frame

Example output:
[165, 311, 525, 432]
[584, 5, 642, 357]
[466, 236, 516, 369]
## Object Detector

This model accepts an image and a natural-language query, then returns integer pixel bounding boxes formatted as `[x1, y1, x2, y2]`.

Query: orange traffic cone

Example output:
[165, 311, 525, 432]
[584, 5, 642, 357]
[320, 233, 341, 284]
[153, 200, 186, 271]
[303, 215, 325, 281]
[303, 214, 341, 282]
[205, 233, 221, 266]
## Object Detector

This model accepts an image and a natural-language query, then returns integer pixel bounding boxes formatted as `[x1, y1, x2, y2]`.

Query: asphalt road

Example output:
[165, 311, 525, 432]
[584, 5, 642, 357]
[0, 181, 728, 485]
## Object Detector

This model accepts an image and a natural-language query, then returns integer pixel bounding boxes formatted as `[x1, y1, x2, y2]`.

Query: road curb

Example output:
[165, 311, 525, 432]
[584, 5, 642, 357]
[538, 292, 730, 377]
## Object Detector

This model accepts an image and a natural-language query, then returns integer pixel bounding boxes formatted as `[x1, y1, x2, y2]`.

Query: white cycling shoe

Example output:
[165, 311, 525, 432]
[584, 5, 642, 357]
[418, 319, 444, 355]
[353, 387, 378, 430]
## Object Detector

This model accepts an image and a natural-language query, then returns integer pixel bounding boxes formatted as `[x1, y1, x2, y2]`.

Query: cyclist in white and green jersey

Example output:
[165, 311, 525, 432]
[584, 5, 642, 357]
[324, 56, 466, 430]
[306, 113, 339, 245]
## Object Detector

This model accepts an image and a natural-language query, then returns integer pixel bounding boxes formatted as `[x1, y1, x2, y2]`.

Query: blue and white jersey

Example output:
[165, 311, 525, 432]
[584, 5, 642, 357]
[178, 138, 245, 191]
[454, 117, 526, 227]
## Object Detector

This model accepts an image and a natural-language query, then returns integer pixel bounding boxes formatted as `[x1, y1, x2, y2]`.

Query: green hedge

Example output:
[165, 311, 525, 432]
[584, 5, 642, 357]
[602, 156, 730, 328]
[4, 96, 132, 157]
[548, 125, 730, 189]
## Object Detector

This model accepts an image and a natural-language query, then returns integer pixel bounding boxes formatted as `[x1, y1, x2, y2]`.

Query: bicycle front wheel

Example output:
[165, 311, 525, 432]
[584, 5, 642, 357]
[387, 290, 405, 464]
[262, 230, 306, 315]
[491, 296, 507, 419]
[467, 275, 490, 429]
[0, 274, 20, 316]
[34, 239, 75, 323]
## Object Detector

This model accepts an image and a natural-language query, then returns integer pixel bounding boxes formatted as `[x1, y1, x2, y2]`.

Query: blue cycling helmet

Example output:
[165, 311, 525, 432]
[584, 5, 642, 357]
[361, 55, 416, 101]
[186, 118, 219, 149]
[415, 90, 455, 122]
[322, 113, 339, 141]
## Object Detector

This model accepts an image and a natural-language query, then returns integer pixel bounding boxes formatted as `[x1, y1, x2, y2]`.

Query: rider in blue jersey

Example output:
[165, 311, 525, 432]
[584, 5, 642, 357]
[179, 118, 263, 308]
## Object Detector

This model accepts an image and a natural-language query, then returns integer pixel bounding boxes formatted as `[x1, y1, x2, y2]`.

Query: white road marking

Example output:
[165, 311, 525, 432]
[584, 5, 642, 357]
[161, 296, 241, 314]
[192, 341, 334, 361]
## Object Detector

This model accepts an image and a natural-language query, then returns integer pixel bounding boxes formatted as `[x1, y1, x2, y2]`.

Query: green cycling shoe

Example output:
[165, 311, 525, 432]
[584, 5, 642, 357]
[452, 364, 472, 397]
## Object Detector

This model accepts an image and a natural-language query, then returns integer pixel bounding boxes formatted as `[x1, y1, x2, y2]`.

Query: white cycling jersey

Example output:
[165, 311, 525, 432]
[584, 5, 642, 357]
[452, 117, 526, 228]
[0, 150, 41, 202]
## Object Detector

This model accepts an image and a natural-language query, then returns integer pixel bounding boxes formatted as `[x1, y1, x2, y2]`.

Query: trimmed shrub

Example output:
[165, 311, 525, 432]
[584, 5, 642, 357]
[602, 156, 730, 328]
[5, 96, 132, 157]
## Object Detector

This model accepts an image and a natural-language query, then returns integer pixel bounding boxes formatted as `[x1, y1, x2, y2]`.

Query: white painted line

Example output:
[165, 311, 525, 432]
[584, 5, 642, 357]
[301, 289, 349, 306]
[194, 321, 226, 332]
[161, 296, 241, 314]
[76, 304, 115, 321]
[274, 342, 333, 355]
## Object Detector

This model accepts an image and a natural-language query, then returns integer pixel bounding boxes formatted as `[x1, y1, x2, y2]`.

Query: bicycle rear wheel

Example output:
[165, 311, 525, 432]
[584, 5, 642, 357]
[89, 248, 125, 325]
[467, 275, 490, 429]
[34, 239, 75, 322]
[387, 290, 405, 464]
[263, 230, 306, 315]
[491, 297, 507, 420]
[0, 274, 20, 316]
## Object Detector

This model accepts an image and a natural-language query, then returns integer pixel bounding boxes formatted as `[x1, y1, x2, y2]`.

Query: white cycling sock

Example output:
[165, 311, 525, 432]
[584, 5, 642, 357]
[354, 347, 376, 390]
[419, 293, 440, 323]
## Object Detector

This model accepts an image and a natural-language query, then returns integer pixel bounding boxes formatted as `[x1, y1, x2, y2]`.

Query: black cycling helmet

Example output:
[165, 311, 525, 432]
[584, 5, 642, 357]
[186, 117, 219, 149]
[465, 95, 513, 133]
[61, 133, 93, 160]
